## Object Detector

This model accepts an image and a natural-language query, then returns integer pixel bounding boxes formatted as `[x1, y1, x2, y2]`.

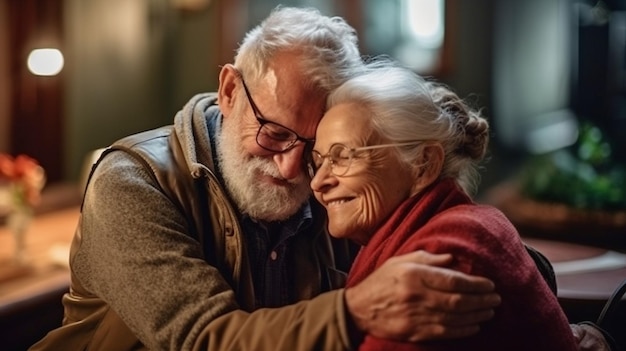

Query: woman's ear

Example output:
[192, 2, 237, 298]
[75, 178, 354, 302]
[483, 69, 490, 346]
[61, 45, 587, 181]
[217, 64, 239, 118]
[411, 143, 445, 194]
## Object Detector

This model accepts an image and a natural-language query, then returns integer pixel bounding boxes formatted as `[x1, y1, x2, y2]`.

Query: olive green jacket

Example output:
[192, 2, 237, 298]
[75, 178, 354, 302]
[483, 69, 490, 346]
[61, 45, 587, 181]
[30, 94, 354, 351]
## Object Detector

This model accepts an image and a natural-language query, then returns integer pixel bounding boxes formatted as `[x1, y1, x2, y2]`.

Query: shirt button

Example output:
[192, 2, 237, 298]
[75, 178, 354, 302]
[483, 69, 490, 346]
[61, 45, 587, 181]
[270, 251, 278, 261]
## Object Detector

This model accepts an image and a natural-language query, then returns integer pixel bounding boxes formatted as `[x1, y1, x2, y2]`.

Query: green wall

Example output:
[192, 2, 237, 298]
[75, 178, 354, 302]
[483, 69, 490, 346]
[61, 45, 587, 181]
[63, 0, 219, 181]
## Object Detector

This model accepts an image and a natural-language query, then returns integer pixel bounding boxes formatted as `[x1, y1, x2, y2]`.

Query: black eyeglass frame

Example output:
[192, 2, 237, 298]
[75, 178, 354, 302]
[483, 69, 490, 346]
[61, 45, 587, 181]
[238, 74, 316, 154]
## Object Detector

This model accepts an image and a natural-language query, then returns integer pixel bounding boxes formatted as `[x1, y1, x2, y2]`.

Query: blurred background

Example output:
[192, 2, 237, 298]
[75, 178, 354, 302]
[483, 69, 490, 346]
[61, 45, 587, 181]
[1, 1, 626, 350]
[2, 0, 625, 188]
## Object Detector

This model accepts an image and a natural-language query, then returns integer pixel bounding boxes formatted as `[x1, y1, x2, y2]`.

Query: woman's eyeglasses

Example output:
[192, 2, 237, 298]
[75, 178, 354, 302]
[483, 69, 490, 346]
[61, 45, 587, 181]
[309, 141, 424, 177]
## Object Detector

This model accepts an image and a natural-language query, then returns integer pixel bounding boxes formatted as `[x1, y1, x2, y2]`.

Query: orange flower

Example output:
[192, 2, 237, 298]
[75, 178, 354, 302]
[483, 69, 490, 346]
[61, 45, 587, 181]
[0, 153, 15, 180]
[0, 153, 46, 210]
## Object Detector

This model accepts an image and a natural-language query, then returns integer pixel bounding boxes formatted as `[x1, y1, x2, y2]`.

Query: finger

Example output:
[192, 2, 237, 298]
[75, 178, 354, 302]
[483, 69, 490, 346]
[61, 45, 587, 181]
[420, 266, 496, 293]
[412, 286, 501, 314]
[395, 250, 454, 267]
[408, 323, 482, 342]
[570, 324, 582, 342]
[451, 290, 501, 311]
[435, 307, 496, 326]
[405, 309, 496, 342]
[398, 304, 495, 328]
[431, 324, 481, 340]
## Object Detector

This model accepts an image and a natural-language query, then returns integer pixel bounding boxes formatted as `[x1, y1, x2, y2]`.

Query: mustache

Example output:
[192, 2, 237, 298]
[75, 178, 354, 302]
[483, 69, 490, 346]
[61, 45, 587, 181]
[247, 155, 306, 186]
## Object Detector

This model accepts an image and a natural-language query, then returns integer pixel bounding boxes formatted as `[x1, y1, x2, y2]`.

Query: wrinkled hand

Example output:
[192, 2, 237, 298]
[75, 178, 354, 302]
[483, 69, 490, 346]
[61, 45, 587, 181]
[345, 250, 501, 342]
[571, 323, 610, 351]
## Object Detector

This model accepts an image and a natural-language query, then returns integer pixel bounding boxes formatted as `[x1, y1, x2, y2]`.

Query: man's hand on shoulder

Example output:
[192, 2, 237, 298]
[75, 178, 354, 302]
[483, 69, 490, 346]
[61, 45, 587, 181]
[344, 250, 501, 342]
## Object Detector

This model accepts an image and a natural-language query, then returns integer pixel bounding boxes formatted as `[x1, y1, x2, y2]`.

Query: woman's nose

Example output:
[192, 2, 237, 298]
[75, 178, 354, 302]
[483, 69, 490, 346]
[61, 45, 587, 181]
[310, 159, 336, 192]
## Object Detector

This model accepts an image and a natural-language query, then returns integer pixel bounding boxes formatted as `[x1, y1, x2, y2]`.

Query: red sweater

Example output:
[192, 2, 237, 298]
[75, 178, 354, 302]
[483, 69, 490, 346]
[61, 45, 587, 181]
[346, 179, 577, 351]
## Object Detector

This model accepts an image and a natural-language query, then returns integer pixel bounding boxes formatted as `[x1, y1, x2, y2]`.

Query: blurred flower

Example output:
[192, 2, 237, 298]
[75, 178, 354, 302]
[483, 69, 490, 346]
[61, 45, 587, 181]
[0, 153, 46, 215]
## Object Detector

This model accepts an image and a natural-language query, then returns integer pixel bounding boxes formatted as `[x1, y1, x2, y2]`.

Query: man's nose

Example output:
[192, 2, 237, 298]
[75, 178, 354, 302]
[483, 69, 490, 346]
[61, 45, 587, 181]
[273, 145, 305, 180]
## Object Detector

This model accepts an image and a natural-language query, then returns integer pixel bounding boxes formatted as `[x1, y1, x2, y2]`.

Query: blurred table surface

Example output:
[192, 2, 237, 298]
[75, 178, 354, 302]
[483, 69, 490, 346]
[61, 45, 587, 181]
[523, 237, 626, 325]
[523, 237, 626, 300]
[0, 206, 79, 313]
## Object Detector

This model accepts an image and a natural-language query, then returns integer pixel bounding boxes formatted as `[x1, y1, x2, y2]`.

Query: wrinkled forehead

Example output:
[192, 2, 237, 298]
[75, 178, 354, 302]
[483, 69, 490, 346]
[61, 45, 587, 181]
[255, 65, 326, 139]
[315, 102, 375, 149]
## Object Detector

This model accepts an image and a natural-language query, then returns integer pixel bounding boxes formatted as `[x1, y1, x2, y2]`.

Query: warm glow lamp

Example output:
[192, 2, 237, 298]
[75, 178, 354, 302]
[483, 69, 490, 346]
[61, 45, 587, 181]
[27, 48, 64, 76]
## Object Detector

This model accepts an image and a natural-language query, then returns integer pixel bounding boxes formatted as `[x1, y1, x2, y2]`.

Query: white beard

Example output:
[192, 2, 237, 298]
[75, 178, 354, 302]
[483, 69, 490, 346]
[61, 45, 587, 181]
[217, 116, 311, 222]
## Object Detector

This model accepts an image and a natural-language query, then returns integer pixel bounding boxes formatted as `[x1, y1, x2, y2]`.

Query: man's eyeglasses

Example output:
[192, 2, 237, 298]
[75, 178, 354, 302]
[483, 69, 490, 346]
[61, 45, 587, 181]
[310, 141, 424, 177]
[238, 75, 315, 154]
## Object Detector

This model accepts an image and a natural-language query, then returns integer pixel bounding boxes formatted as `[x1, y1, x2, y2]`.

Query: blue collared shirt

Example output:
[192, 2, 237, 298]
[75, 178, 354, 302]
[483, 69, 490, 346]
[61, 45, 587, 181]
[241, 206, 313, 308]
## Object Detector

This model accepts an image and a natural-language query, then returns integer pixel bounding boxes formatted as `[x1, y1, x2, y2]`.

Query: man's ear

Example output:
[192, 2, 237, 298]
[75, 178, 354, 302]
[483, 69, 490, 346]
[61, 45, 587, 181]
[218, 64, 239, 118]
[411, 143, 445, 194]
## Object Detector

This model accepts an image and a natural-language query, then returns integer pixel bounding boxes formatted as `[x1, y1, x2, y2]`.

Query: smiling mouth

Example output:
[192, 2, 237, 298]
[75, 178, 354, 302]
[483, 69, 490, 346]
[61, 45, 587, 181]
[326, 198, 355, 207]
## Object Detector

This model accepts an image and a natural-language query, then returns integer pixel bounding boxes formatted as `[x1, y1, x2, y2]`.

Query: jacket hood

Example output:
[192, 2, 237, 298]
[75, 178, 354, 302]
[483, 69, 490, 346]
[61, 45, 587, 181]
[173, 92, 219, 179]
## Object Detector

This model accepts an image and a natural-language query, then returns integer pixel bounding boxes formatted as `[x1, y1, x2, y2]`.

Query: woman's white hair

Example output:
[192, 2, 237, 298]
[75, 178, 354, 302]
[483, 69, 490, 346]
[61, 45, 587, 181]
[327, 58, 490, 195]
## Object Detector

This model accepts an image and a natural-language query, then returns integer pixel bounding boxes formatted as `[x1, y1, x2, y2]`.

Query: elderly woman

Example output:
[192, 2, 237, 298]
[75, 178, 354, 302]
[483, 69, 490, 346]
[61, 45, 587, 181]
[309, 61, 578, 350]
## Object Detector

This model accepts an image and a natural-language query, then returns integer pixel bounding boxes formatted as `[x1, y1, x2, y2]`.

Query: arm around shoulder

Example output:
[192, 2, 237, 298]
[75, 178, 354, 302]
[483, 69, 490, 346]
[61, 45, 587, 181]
[192, 289, 352, 351]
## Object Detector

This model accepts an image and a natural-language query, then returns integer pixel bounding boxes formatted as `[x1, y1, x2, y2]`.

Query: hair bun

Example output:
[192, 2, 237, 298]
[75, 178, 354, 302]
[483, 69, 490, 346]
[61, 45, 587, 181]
[429, 82, 489, 161]
[462, 114, 489, 160]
